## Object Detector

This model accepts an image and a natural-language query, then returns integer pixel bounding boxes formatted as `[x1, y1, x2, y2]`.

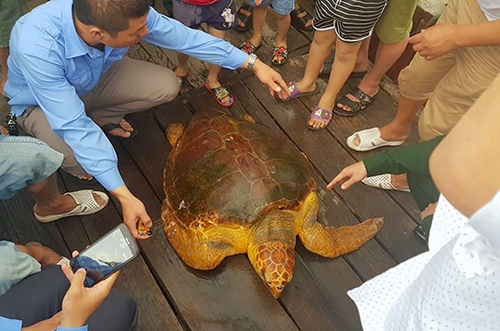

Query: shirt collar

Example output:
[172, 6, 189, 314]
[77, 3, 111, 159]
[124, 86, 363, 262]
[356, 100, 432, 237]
[61, 0, 102, 59]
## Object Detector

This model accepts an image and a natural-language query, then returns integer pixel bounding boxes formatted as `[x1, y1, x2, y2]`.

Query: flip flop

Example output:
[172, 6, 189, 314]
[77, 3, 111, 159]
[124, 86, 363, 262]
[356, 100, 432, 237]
[271, 46, 288, 66]
[319, 62, 367, 79]
[100, 118, 139, 139]
[333, 87, 377, 117]
[307, 106, 333, 130]
[290, 8, 314, 32]
[34, 190, 109, 223]
[235, 3, 253, 33]
[346, 127, 405, 152]
[275, 81, 320, 102]
[361, 174, 411, 192]
[204, 83, 235, 107]
[239, 41, 260, 55]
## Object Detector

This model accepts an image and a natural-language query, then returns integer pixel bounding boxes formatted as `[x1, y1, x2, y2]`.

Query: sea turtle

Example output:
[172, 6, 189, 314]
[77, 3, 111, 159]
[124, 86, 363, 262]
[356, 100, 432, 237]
[161, 110, 383, 298]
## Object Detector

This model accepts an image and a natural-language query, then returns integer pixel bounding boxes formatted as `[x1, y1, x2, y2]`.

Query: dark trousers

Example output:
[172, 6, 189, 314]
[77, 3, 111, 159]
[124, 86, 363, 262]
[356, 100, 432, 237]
[0, 266, 138, 331]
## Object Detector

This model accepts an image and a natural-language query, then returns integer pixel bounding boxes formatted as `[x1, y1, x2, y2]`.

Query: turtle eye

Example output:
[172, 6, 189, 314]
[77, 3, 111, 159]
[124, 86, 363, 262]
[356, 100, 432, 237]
[278, 205, 285, 210]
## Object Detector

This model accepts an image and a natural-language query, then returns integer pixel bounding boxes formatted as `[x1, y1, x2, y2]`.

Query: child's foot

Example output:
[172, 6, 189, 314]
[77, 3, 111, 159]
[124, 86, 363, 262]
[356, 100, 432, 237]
[271, 42, 288, 66]
[204, 81, 234, 107]
[239, 40, 261, 55]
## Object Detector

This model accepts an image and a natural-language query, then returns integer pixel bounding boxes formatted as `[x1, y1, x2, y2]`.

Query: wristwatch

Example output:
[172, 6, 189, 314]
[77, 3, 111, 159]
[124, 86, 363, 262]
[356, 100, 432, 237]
[246, 53, 258, 72]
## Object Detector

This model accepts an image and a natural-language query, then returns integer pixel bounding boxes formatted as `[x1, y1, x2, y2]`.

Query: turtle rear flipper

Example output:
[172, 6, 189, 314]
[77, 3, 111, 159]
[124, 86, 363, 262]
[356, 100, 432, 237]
[299, 218, 384, 258]
[295, 191, 384, 258]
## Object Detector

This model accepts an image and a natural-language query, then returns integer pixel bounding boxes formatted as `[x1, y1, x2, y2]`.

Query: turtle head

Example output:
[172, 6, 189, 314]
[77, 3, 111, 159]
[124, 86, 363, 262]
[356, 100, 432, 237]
[248, 241, 295, 298]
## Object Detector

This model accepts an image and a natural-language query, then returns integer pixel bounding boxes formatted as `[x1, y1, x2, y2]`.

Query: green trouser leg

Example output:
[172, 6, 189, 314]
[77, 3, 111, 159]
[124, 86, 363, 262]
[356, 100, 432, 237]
[407, 173, 439, 242]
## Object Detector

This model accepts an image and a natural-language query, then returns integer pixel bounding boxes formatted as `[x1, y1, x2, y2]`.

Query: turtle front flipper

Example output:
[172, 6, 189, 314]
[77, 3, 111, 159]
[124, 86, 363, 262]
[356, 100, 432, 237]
[297, 192, 384, 258]
[162, 201, 250, 270]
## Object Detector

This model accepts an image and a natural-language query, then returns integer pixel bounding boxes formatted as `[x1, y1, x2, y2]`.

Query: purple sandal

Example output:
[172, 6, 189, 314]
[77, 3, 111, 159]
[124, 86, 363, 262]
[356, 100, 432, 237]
[307, 106, 333, 130]
[276, 81, 320, 102]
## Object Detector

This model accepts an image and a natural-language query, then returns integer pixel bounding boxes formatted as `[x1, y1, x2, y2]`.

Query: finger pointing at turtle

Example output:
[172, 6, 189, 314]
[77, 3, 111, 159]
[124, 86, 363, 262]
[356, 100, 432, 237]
[327, 161, 368, 191]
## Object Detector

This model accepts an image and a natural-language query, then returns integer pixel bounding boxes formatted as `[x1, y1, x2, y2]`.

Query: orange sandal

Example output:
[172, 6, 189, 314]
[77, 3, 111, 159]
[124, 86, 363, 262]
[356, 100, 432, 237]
[204, 83, 235, 107]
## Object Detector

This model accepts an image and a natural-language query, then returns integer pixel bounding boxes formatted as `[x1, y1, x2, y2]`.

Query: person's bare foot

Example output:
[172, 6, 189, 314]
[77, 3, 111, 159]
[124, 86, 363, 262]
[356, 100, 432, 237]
[24, 242, 62, 266]
[0, 77, 7, 97]
[174, 66, 189, 78]
[351, 123, 410, 148]
[336, 81, 379, 113]
[33, 192, 106, 217]
[94, 118, 134, 138]
[390, 173, 409, 191]
[0, 124, 8, 135]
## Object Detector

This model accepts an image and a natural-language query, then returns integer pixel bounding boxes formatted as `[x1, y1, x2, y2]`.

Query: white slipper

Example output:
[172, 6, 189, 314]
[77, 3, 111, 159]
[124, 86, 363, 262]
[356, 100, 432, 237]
[346, 127, 405, 152]
[34, 190, 109, 223]
[362, 174, 411, 193]
[57, 257, 71, 267]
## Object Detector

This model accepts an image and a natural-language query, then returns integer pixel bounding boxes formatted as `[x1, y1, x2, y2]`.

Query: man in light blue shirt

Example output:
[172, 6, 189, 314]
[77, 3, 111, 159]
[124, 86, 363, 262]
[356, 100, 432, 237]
[4, 0, 289, 239]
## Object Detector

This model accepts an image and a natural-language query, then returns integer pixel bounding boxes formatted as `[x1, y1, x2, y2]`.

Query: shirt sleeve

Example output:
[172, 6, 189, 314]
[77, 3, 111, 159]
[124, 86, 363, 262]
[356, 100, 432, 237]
[143, 7, 248, 70]
[363, 136, 445, 177]
[16, 51, 124, 191]
[56, 326, 88, 331]
[0, 316, 22, 331]
[0, 241, 41, 296]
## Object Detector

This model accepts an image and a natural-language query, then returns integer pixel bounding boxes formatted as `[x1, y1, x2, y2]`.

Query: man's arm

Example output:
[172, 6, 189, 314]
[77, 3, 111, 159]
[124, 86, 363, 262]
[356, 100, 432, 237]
[143, 7, 288, 97]
[17, 52, 151, 238]
[409, 19, 500, 60]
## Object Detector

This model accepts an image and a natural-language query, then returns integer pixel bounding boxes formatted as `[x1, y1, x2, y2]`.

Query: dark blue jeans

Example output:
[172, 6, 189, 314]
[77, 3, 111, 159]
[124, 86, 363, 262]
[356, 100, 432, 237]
[0, 266, 137, 330]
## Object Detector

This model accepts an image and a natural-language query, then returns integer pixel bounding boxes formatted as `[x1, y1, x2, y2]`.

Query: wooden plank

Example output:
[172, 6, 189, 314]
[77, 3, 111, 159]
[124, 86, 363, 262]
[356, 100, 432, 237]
[58, 172, 184, 331]
[243, 72, 427, 263]
[118, 110, 299, 331]
[0, 190, 70, 257]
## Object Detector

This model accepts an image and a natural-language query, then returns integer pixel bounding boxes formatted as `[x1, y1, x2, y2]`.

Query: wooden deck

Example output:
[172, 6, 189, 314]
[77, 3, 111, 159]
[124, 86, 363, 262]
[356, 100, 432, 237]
[2, 2, 430, 330]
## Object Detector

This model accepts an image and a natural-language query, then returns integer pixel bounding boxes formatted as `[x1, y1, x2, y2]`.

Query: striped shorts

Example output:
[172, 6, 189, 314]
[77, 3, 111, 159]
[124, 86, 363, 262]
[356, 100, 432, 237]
[312, 0, 388, 43]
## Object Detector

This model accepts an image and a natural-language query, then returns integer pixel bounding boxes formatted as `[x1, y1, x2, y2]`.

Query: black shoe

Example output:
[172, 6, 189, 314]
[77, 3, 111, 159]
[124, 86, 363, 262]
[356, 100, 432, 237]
[413, 225, 427, 242]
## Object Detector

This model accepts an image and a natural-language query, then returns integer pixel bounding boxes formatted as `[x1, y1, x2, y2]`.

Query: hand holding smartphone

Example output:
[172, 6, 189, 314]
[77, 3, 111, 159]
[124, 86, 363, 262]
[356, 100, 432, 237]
[70, 223, 140, 287]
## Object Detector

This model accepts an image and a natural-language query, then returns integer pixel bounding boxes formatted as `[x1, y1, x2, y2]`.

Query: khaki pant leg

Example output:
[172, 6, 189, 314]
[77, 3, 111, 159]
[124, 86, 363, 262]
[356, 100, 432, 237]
[82, 57, 180, 123]
[17, 107, 89, 177]
[397, 0, 458, 103]
[418, 0, 500, 140]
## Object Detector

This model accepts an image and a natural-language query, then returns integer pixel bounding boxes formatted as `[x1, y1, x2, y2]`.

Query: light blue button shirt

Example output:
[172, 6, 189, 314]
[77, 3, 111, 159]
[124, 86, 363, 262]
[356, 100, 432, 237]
[5, 0, 248, 191]
[0, 316, 88, 331]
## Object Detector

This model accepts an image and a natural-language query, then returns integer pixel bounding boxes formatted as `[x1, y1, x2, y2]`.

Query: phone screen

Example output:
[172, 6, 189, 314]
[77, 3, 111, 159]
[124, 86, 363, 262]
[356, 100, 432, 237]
[71, 226, 136, 287]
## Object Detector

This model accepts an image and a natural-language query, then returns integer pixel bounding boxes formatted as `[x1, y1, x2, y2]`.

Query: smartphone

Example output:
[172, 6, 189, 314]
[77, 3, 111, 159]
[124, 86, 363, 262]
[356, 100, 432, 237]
[70, 223, 140, 287]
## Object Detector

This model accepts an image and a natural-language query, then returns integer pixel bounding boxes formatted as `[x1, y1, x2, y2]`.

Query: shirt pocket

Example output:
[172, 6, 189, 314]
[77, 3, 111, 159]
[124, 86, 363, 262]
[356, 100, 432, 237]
[66, 68, 93, 95]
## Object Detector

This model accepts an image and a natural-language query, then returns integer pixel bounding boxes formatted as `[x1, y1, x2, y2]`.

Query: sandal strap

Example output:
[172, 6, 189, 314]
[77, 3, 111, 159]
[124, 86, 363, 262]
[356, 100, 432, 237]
[349, 87, 374, 106]
[66, 190, 102, 212]
[309, 106, 332, 122]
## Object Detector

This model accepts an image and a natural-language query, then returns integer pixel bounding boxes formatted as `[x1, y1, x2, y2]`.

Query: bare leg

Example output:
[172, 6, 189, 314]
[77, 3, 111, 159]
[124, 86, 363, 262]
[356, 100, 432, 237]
[391, 173, 409, 190]
[249, 6, 268, 47]
[295, 29, 337, 93]
[338, 37, 409, 112]
[174, 52, 190, 78]
[15, 242, 62, 266]
[273, 13, 290, 63]
[309, 38, 362, 129]
[352, 96, 425, 147]
[26, 173, 105, 217]
[205, 27, 225, 90]
[205, 27, 233, 105]
[0, 48, 9, 96]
